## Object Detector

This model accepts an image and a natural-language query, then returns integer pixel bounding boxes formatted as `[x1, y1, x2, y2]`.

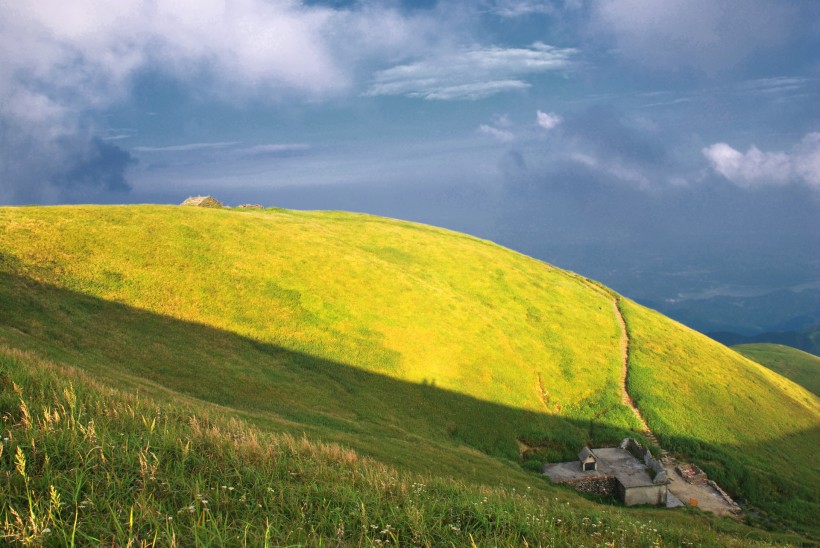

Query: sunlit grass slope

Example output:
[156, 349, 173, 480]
[2, 347, 780, 546]
[0, 205, 818, 537]
[621, 301, 820, 532]
[0, 205, 639, 464]
[733, 343, 820, 396]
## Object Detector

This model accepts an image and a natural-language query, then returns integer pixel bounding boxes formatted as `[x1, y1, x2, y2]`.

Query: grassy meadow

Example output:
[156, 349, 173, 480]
[732, 343, 820, 396]
[0, 204, 818, 542]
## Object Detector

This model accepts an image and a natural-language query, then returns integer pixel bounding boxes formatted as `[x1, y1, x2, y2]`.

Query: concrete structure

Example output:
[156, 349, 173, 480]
[543, 439, 668, 507]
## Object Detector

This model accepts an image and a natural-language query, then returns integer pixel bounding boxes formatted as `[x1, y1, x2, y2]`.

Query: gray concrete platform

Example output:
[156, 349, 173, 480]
[543, 447, 654, 487]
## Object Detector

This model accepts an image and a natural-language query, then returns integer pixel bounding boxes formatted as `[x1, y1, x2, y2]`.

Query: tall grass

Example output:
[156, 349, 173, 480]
[0, 347, 785, 546]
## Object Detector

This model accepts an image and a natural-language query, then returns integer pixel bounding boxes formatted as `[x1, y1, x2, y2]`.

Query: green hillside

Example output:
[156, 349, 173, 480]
[711, 326, 820, 357]
[733, 343, 820, 396]
[1, 205, 818, 541]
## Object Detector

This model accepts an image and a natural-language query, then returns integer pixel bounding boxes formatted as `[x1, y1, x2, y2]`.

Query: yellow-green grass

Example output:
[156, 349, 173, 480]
[0, 205, 639, 463]
[733, 343, 820, 396]
[0, 204, 818, 537]
[621, 300, 820, 532]
[2, 347, 785, 546]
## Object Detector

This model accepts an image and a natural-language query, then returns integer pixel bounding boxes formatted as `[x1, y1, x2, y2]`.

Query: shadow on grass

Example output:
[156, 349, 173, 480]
[0, 266, 817, 534]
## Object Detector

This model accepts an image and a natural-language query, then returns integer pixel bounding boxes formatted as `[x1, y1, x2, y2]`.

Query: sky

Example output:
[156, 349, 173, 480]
[1, 0, 819, 321]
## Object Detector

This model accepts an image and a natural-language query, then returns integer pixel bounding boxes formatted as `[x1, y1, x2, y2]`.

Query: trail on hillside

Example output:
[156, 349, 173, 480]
[612, 298, 660, 448]
[561, 271, 662, 449]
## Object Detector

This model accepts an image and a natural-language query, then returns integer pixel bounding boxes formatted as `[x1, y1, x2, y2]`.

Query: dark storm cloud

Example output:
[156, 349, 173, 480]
[563, 106, 668, 167]
[53, 137, 136, 192]
[0, 129, 135, 204]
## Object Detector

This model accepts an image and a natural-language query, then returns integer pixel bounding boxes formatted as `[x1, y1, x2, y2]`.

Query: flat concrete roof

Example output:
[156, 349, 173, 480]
[543, 447, 656, 489]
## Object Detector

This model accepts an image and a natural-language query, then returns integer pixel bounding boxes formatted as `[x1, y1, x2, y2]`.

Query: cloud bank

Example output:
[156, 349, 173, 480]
[479, 124, 515, 142]
[0, 1, 439, 201]
[703, 133, 820, 189]
[591, 0, 801, 73]
[366, 43, 576, 100]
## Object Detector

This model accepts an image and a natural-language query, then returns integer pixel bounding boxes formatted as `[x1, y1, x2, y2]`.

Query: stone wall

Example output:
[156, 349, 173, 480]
[621, 438, 667, 484]
[620, 483, 668, 506]
[621, 438, 644, 460]
[566, 476, 619, 498]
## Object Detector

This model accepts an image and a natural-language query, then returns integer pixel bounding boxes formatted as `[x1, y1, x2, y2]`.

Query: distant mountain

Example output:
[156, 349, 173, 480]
[649, 289, 820, 336]
[733, 343, 820, 396]
[710, 326, 820, 357]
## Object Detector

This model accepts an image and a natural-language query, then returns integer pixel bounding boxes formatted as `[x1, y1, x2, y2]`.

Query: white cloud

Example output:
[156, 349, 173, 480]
[591, 0, 799, 73]
[237, 143, 311, 156]
[569, 151, 651, 188]
[738, 77, 810, 96]
[423, 80, 531, 101]
[536, 110, 562, 130]
[488, 0, 582, 18]
[489, 0, 556, 17]
[793, 133, 820, 188]
[132, 142, 240, 153]
[479, 124, 515, 142]
[0, 1, 440, 200]
[366, 43, 575, 100]
[702, 133, 820, 189]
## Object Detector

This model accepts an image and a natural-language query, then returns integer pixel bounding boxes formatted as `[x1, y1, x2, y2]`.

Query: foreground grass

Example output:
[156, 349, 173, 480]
[0, 347, 787, 546]
[732, 343, 820, 396]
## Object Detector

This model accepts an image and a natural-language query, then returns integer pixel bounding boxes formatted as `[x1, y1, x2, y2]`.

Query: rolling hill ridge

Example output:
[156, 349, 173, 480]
[1, 205, 818, 541]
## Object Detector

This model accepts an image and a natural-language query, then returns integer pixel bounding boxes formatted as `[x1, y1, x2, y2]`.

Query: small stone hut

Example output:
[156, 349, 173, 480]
[579, 447, 597, 471]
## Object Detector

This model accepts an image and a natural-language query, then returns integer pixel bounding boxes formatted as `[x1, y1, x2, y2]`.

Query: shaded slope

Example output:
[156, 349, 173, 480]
[0, 270, 626, 475]
[0, 206, 628, 418]
[2, 347, 786, 546]
[0, 205, 640, 466]
[733, 343, 820, 396]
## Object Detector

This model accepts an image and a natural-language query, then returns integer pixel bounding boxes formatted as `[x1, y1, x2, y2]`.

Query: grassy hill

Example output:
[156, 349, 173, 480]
[1, 205, 818, 541]
[711, 327, 820, 358]
[733, 343, 820, 396]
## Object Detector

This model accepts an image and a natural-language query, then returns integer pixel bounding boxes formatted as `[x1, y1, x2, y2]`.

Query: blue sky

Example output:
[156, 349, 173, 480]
[1, 0, 819, 315]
